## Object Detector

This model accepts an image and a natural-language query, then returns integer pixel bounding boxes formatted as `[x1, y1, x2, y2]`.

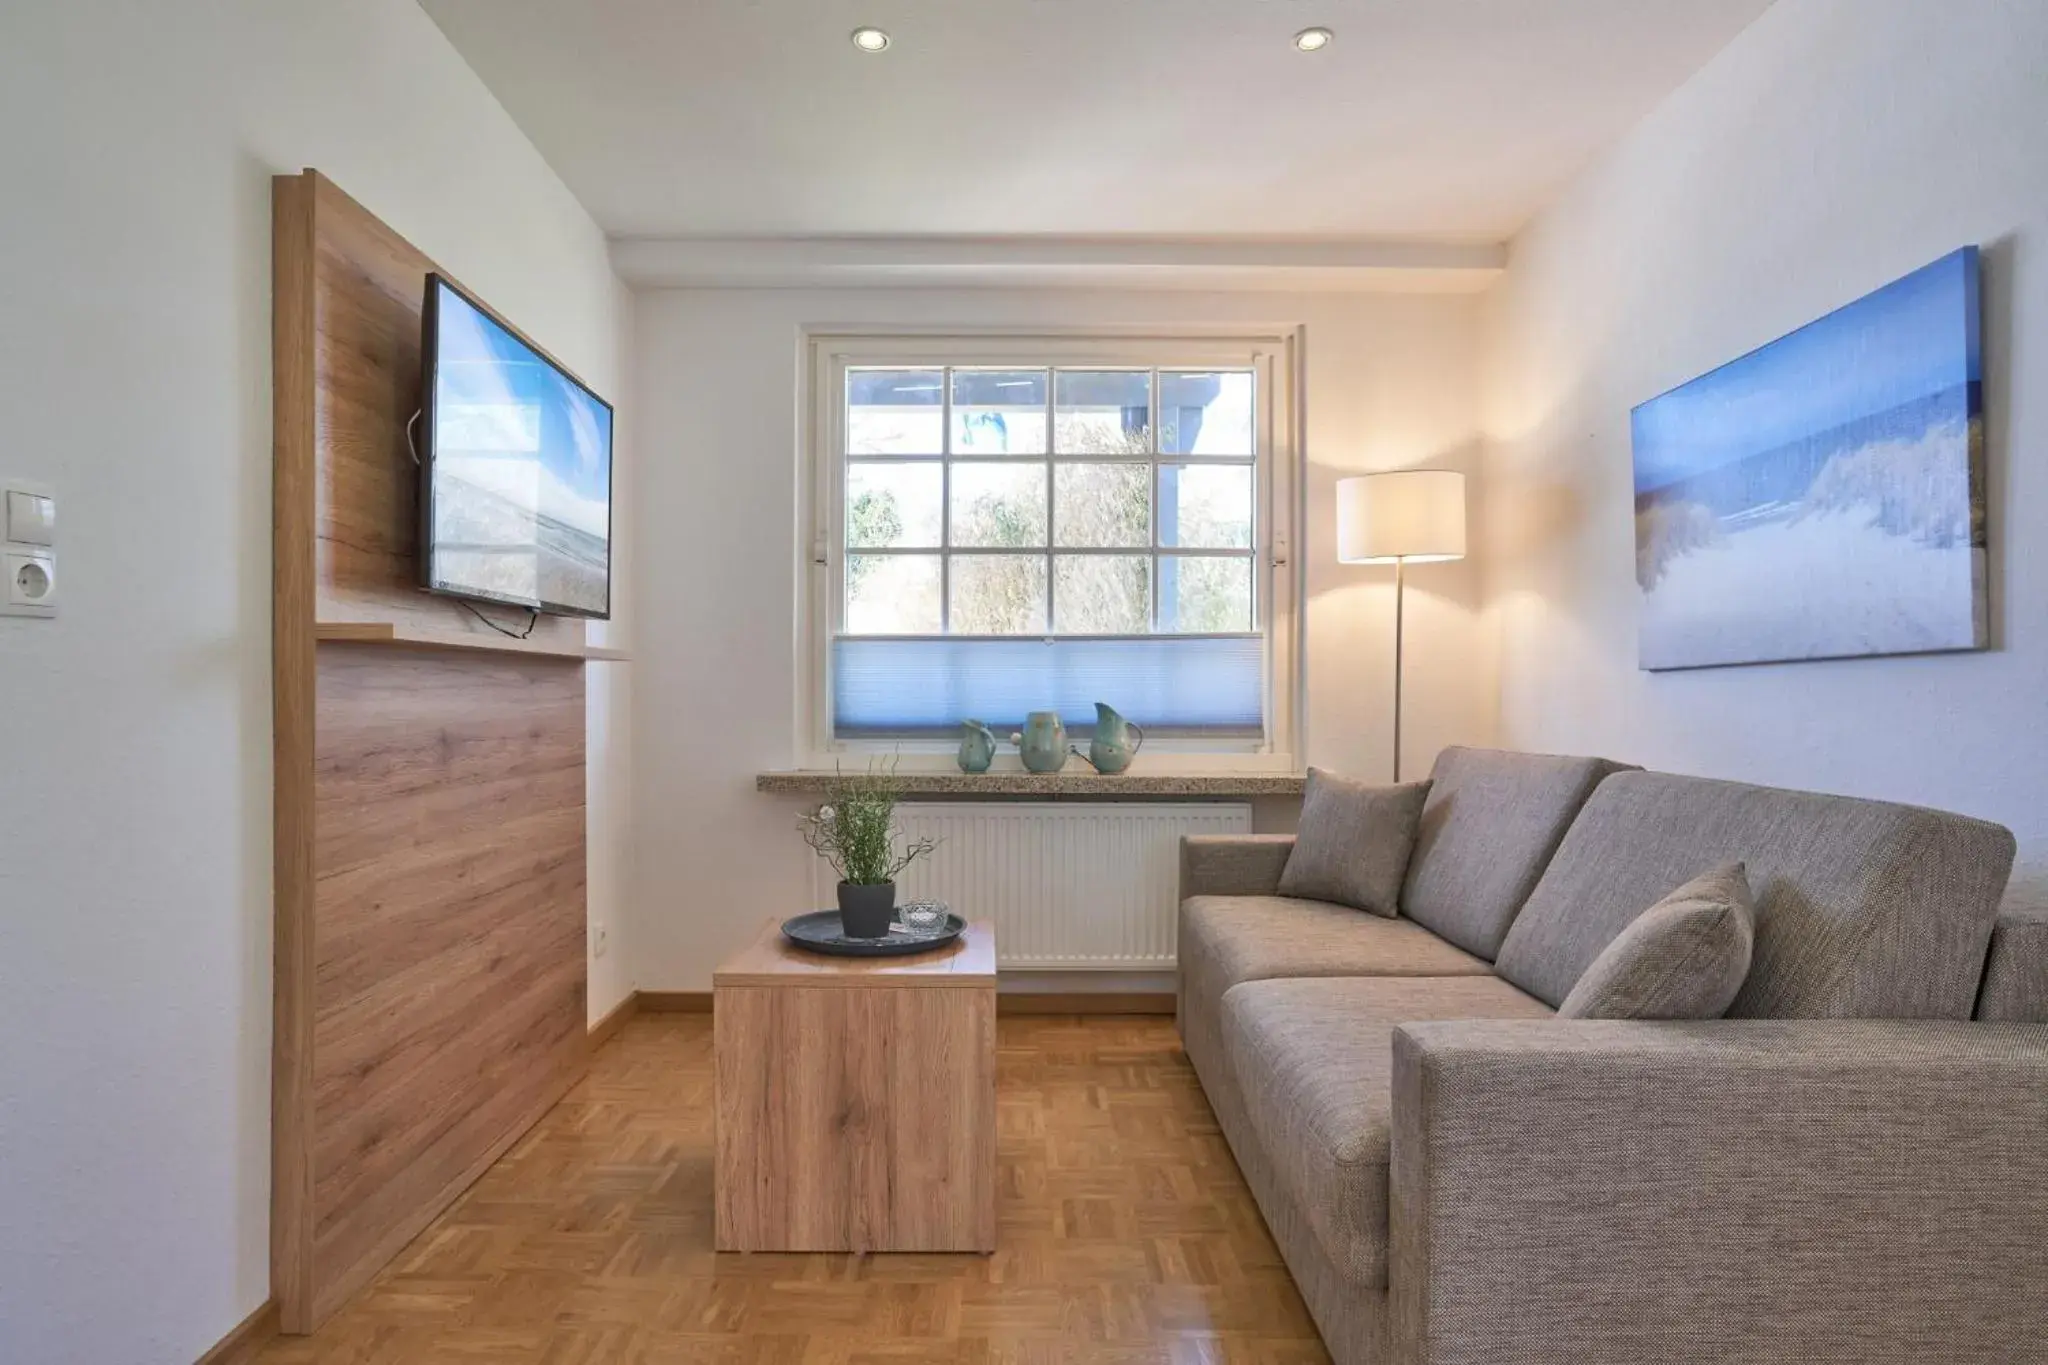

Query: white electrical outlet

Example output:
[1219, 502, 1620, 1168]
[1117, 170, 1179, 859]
[4, 551, 54, 616]
[2, 480, 56, 618]
[592, 922, 609, 958]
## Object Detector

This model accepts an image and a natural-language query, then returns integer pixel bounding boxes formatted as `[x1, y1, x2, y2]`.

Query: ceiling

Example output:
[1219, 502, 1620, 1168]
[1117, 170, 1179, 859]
[420, 0, 1772, 242]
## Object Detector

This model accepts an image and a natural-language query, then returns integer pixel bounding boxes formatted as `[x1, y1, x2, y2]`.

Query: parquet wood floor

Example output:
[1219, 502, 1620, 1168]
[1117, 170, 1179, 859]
[253, 1014, 1328, 1364]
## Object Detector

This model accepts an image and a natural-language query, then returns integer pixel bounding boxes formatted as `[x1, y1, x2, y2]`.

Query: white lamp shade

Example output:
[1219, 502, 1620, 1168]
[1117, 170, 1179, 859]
[1336, 470, 1467, 563]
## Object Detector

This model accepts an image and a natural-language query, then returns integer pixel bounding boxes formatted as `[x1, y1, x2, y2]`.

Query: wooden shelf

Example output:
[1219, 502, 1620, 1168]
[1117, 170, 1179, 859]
[316, 621, 629, 662]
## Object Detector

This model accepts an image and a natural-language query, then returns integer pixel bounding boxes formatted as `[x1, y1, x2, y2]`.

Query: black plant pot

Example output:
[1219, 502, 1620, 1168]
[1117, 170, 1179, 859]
[837, 880, 897, 939]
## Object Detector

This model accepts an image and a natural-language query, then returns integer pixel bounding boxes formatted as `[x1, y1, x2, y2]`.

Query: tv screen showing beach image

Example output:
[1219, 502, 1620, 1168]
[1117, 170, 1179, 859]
[426, 278, 612, 617]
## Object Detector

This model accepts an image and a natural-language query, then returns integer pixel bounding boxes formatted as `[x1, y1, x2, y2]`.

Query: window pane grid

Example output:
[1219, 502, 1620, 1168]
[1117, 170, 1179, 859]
[1149, 453, 1161, 630]
[939, 373, 952, 629]
[845, 364, 1257, 639]
[1044, 369, 1056, 630]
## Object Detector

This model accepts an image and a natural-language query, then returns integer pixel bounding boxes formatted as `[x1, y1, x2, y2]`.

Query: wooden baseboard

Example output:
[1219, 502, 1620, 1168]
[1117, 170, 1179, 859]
[195, 1299, 279, 1365]
[637, 990, 712, 1013]
[588, 991, 640, 1048]
[997, 992, 1176, 1016]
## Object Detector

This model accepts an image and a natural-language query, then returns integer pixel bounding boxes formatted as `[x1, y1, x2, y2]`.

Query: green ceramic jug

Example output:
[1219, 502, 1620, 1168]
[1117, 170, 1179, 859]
[1075, 701, 1145, 774]
[1010, 711, 1068, 773]
[956, 719, 998, 774]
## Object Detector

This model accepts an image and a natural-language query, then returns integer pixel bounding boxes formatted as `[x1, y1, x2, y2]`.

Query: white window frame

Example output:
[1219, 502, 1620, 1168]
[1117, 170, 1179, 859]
[797, 328, 1304, 774]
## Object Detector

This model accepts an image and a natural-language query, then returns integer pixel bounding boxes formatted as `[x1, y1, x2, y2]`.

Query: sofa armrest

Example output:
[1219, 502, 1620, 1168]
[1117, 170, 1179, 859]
[1179, 834, 1295, 899]
[1390, 1019, 2048, 1365]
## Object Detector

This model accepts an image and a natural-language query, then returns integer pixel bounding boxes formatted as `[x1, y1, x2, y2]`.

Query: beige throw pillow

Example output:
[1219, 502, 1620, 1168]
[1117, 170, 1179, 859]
[1275, 769, 1431, 917]
[1558, 863, 1757, 1020]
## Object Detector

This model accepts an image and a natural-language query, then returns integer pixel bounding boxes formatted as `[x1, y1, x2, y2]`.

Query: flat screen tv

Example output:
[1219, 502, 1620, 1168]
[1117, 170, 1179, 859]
[418, 273, 614, 619]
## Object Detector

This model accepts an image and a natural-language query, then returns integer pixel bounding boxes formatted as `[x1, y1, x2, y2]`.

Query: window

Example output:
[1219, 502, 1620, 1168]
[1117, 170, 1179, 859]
[804, 333, 1299, 769]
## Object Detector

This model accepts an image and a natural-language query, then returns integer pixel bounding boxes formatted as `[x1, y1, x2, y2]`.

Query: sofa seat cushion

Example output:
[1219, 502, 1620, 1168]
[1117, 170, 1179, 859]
[1219, 975, 1552, 1290]
[1182, 894, 1492, 1006]
[1177, 895, 1498, 1119]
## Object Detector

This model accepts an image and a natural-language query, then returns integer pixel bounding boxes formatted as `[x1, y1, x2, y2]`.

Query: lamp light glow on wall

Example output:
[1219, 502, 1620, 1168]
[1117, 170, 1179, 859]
[1336, 471, 1467, 782]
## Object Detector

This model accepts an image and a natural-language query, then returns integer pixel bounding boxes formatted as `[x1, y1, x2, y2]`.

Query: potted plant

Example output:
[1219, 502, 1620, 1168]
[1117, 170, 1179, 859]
[798, 762, 938, 938]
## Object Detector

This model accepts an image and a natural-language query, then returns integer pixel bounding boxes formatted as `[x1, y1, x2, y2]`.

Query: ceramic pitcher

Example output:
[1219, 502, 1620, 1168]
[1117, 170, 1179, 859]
[956, 719, 998, 774]
[1011, 711, 1068, 773]
[1074, 701, 1146, 774]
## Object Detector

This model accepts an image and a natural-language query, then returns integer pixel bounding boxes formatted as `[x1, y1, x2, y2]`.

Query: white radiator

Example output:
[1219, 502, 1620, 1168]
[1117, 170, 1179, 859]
[861, 802, 1252, 970]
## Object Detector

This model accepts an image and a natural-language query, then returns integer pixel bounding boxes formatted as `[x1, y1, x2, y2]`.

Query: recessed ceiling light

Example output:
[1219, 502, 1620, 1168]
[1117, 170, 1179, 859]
[1293, 27, 1333, 52]
[851, 26, 891, 53]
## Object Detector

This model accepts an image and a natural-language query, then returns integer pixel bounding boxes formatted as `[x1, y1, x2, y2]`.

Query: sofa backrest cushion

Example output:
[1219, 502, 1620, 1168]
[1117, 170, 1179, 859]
[1400, 746, 1636, 959]
[1976, 912, 2048, 1022]
[1495, 770, 2016, 1018]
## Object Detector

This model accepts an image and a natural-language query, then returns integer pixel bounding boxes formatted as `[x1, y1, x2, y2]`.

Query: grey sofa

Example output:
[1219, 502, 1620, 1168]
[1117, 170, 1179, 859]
[1178, 746, 2048, 1365]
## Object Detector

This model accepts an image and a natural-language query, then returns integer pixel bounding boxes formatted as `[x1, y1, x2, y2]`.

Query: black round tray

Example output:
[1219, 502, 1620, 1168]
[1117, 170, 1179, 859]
[780, 910, 967, 957]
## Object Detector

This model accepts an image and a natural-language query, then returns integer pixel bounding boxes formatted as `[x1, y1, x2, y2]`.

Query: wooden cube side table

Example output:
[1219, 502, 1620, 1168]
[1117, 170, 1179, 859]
[714, 918, 997, 1253]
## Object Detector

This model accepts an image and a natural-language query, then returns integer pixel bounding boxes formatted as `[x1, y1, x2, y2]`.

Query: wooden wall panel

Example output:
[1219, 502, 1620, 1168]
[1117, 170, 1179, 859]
[271, 168, 320, 1334]
[301, 171, 582, 650]
[272, 170, 592, 1332]
[307, 647, 586, 1320]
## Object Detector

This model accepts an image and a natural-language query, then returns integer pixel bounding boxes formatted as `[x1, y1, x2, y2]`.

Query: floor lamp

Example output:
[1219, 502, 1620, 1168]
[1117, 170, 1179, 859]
[1336, 471, 1467, 782]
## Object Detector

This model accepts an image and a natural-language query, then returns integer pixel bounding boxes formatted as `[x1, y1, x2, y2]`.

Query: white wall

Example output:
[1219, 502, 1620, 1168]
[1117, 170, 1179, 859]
[632, 287, 1490, 990]
[586, 280, 639, 1025]
[1480, 0, 2048, 902]
[0, 3, 631, 1360]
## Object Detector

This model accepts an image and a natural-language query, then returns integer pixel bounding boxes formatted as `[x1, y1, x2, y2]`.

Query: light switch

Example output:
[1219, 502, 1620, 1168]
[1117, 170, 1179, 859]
[6, 488, 53, 546]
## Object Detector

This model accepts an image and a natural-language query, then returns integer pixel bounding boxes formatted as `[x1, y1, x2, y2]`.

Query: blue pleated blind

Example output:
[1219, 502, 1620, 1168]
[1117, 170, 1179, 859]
[833, 636, 1264, 738]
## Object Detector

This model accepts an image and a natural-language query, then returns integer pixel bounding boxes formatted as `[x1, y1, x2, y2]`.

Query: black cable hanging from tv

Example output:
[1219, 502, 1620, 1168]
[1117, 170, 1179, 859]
[457, 598, 539, 640]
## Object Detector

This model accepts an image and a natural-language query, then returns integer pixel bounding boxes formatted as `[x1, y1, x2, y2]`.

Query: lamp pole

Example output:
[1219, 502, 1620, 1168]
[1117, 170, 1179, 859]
[1335, 470, 1464, 788]
[1391, 556, 1405, 783]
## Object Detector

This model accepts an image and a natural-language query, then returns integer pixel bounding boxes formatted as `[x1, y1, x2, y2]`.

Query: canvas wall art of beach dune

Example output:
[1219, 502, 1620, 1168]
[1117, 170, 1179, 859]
[1632, 247, 1986, 671]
